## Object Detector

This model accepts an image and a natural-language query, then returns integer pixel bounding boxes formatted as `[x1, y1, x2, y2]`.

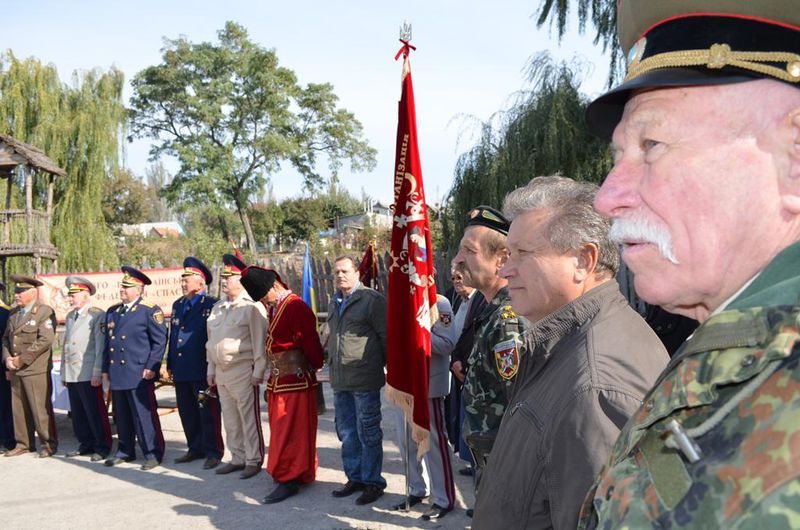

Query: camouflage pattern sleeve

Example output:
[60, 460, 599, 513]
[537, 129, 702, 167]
[462, 296, 530, 443]
[578, 305, 800, 530]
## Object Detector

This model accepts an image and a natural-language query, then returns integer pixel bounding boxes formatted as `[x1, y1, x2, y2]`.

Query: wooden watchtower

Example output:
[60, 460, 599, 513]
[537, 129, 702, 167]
[0, 133, 64, 280]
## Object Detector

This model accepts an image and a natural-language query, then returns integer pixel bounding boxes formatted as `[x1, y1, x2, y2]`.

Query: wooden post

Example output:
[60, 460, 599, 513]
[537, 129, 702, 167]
[4, 171, 12, 245]
[25, 167, 33, 247]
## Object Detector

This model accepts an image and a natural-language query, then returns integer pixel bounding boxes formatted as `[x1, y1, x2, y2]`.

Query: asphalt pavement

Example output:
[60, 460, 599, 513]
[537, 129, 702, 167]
[0, 383, 475, 530]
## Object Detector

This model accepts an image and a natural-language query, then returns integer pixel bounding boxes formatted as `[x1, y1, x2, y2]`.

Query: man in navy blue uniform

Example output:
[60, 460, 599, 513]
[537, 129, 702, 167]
[167, 257, 222, 469]
[102, 266, 168, 471]
[0, 284, 12, 453]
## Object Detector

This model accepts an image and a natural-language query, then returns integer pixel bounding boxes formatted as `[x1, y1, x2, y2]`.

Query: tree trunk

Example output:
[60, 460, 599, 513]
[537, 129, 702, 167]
[234, 200, 258, 257]
[218, 213, 230, 242]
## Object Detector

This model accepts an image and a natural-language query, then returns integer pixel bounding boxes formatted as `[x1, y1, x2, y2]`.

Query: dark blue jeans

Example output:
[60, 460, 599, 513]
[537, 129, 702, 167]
[334, 390, 386, 489]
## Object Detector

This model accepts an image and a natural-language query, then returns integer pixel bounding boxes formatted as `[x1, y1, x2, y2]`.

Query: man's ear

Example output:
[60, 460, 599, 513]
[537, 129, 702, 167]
[780, 108, 800, 214]
[574, 243, 599, 283]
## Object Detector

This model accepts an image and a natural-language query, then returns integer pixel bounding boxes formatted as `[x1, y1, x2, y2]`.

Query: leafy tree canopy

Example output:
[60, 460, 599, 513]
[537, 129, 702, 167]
[442, 53, 612, 250]
[535, 0, 621, 83]
[129, 21, 377, 256]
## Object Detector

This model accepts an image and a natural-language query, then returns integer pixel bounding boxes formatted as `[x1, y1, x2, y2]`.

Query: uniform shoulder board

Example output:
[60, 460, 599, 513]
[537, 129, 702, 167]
[108, 303, 122, 312]
[88, 307, 104, 315]
[140, 300, 155, 308]
[499, 305, 517, 320]
[0, 300, 10, 310]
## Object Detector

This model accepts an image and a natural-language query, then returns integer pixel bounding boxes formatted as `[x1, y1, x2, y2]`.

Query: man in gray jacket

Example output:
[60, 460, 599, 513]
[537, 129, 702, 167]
[61, 276, 111, 461]
[392, 293, 457, 521]
[327, 256, 388, 506]
[472, 176, 669, 529]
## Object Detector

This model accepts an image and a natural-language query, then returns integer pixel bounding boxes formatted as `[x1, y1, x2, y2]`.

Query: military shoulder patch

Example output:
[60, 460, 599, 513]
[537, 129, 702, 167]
[499, 305, 517, 320]
[439, 312, 452, 327]
[44, 319, 53, 329]
[493, 338, 520, 380]
[153, 310, 165, 325]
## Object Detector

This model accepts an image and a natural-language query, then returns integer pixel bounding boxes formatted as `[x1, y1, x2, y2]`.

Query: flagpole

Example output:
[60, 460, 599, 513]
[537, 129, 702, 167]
[399, 20, 413, 511]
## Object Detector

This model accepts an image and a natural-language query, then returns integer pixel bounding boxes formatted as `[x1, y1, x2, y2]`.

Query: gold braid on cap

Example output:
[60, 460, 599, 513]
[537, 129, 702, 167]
[626, 43, 800, 83]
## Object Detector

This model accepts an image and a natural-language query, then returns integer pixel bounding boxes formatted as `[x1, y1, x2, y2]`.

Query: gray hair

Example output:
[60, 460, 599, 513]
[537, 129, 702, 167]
[334, 255, 358, 271]
[502, 176, 619, 277]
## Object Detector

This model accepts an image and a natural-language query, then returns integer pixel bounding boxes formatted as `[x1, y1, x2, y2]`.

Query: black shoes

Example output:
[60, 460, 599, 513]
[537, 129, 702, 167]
[203, 457, 220, 469]
[466, 508, 474, 518]
[355, 485, 384, 505]
[240, 465, 261, 479]
[332, 480, 365, 498]
[174, 452, 204, 464]
[104, 455, 136, 467]
[215, 462, 245, 475]
[261, 481, 300, 504]
[421, 504, 452, 521]
[141, 459, 160, 471]
[391, 495, 425, 511]
[458, 466, 474, 476]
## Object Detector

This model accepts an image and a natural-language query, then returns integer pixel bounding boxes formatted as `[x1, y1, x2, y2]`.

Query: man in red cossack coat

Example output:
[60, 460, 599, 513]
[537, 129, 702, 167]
[240, 265, 324, 504]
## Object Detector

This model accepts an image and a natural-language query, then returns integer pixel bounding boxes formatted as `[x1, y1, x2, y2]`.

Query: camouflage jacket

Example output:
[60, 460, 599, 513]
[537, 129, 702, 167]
[579, 243, 800, 529]
[462, 286, 531, 454]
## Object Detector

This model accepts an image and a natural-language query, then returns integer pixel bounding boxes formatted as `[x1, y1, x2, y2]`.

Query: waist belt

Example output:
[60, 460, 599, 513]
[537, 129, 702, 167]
[270, 349, 309, 377]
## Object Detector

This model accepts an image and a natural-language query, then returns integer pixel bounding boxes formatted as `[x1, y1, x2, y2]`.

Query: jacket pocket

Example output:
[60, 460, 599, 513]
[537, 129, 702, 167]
[339, 333, 369, 365]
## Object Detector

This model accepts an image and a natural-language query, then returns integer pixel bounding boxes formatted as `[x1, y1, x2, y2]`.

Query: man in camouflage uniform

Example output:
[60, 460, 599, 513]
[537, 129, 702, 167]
[577, 3, 800, 529]
[452, 205, 531, 492]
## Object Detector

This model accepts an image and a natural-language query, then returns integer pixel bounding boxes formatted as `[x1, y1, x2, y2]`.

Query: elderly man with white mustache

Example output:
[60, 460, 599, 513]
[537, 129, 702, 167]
[576, 2, 800, 529]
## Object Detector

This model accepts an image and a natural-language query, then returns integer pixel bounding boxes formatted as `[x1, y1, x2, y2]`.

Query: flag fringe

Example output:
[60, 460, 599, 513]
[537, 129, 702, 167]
[386, 384, 430, 459]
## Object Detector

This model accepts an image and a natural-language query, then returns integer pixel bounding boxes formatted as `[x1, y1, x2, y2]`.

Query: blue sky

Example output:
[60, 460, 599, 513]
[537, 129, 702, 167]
[6, 0, 609, 205]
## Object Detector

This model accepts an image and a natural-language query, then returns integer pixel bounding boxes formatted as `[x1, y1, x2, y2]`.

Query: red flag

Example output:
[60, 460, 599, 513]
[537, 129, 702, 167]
[233, 245, 244, 261]
[358, 242, 379, 290]
[386, 40, 437, 457]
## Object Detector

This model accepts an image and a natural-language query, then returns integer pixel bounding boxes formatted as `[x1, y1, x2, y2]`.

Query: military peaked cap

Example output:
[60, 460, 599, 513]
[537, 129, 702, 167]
[182, 256, 212, 285]
[221, 254, 246, 277]
[121, 265, 152, 287]
[587, 1, 800, 139]
[65, 275, 97, 295]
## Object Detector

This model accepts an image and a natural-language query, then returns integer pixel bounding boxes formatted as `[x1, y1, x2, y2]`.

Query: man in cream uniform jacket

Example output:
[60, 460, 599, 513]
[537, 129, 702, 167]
[61, 275, 111, 461]
[206, 254, 268, 479]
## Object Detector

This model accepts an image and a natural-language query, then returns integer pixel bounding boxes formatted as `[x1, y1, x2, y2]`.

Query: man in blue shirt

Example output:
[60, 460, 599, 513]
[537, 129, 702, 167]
[167, 257, 222, 469]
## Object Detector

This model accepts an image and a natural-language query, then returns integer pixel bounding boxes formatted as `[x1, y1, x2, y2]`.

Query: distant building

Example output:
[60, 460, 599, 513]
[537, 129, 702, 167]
[120, 221, 185, 238]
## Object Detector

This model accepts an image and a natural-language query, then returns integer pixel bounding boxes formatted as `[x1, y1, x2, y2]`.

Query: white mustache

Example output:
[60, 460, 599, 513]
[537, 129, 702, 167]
[609, 217, 680, 265]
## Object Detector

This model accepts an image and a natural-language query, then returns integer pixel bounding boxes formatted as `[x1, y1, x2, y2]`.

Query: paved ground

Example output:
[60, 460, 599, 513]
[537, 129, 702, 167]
[0, 384, 475, 529]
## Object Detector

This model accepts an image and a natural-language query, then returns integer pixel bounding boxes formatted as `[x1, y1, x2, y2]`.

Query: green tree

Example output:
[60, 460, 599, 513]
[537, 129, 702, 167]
[0, 51, 124, 271]
[129, 21, 377, 257]
[279, 196, 327, 245]
[443, 54, 612, 250]
[145, 161, 173, 222]
[535, 0, 621, 83]
[102, 168, 153, 226]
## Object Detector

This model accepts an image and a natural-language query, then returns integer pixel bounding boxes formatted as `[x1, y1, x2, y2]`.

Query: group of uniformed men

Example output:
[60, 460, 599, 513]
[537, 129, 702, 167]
[0, 254, 324, 504]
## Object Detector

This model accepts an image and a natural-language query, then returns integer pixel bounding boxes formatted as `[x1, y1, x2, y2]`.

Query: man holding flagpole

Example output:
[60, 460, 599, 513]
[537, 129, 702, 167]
[384, 26, 439, 491]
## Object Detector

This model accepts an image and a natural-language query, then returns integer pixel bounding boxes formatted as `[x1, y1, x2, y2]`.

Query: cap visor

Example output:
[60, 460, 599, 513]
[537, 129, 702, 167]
[586, 68, 758, 140]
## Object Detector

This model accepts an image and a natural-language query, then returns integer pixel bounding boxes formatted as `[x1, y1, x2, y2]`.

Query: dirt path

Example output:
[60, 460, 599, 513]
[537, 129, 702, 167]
[0, 384, 475, 529]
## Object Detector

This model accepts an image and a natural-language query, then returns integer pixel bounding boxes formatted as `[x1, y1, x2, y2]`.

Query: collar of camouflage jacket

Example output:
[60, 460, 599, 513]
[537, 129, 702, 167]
[728, 240, 800, 311]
